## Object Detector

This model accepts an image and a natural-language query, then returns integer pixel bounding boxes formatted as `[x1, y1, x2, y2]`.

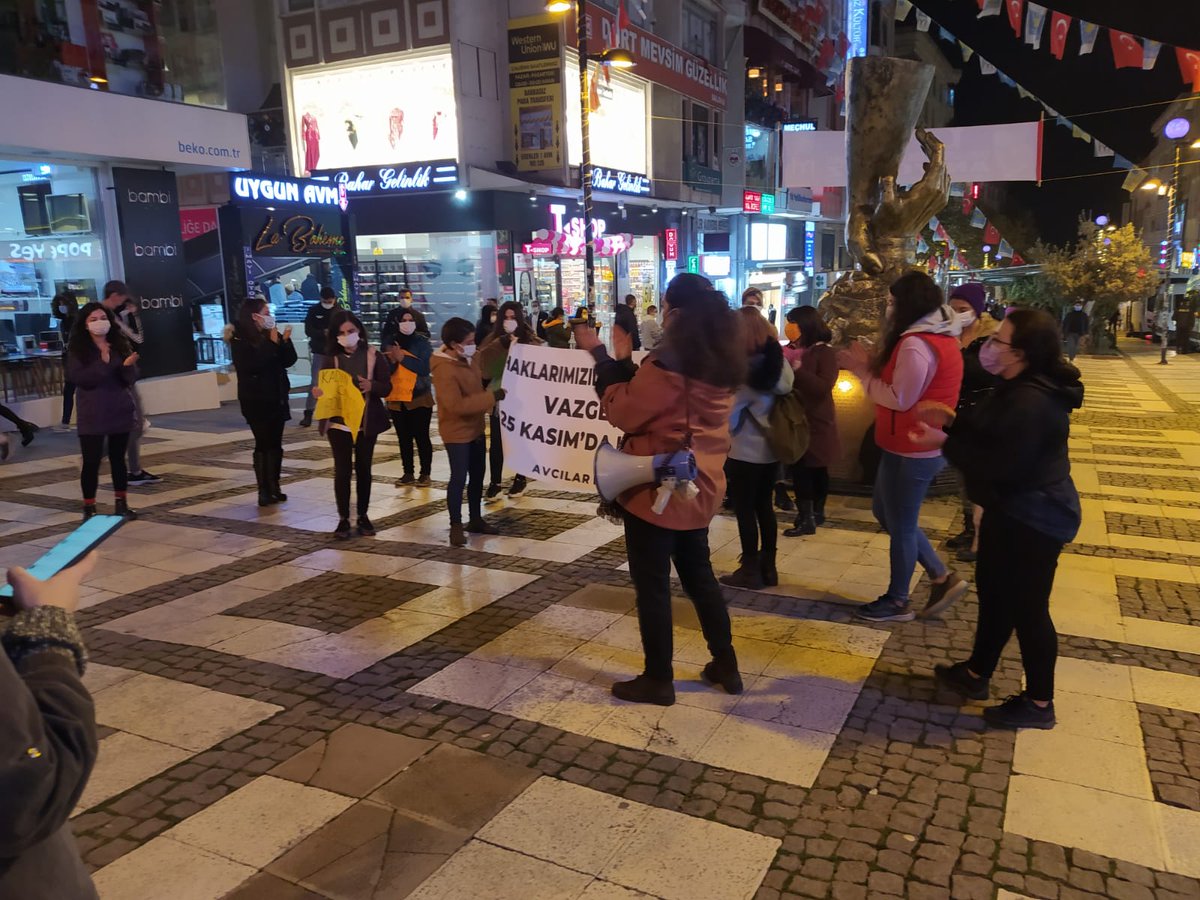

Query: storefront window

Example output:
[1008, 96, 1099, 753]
[355, 232, 500, 342]
[627, 236, 659, 309]
[744, 125, 777, 192]
[0, 160, 108, 350]
[682, 3, 718, 62]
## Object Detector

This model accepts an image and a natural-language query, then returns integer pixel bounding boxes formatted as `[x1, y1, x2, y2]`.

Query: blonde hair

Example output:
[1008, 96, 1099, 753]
[738, 305, 776, 356]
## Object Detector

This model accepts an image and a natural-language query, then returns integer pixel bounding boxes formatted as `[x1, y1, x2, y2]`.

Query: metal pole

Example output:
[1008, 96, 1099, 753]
[578, 0, 596, 311]
[1162, 143, 1181, 364]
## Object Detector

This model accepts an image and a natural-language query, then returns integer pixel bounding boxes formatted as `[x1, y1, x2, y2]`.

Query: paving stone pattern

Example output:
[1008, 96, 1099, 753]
[1116, 575, 1200, 627]
[1139, 705, 1200, 813]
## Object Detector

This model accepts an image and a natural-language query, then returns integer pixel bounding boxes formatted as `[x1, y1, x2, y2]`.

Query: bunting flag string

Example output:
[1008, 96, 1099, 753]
[960, 42, 975, 61]
[977, 0, 1002, 18]
[1025, 3, 1047, 50]
[1079, 20, 1100, 55]
[895, 0, 914, 21]
[1093, 140, 1114, 159]
[1048, 11, 1071, 59]
[915, 10, 932, 31]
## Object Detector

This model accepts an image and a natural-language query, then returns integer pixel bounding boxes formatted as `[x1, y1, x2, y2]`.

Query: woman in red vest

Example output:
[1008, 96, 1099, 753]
[838, 272, 968, 622]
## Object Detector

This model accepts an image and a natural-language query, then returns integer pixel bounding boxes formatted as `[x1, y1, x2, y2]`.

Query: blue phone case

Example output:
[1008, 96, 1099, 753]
[0, 515, 125, 599]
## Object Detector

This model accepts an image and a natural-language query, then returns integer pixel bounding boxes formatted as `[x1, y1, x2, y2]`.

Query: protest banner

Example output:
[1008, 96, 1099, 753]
[313, 367, 365, 439]
[498, 343, 646, 490]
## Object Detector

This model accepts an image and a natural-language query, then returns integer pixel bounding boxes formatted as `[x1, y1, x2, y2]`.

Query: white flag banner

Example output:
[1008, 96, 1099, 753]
[1025, 3, 1048, 48]
[915, 10, 932, 31]
[498, 343, 647, 490]
[895, 0, 914, 21]
[979, 57, 997, 75]
[1093, 140, 1114, 158]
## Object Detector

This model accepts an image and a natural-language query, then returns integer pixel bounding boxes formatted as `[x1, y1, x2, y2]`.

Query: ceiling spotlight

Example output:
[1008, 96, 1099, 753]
[528, 191, 537, 204]
[651, 206, 659, 213]
[1141, 180, 1162, 191]
[545, 0, 572, 11]
[454, 189, 468, 202]
[748, 67, 761, 79]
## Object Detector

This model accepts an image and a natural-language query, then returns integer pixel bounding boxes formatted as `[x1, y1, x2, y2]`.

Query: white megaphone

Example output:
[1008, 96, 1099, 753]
[594, 438, 699, 505]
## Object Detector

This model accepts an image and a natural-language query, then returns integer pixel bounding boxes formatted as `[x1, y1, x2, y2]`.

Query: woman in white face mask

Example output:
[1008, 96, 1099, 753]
[65, 303, 140, 520]
[314, 310, 393, 539]
[476, 300, 542, 500]
[228, 297, 297, 508]
[382, 310, 434, 486]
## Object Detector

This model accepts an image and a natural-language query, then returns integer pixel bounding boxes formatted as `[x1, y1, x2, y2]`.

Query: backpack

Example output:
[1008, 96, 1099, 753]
[764, 390, 810, 465]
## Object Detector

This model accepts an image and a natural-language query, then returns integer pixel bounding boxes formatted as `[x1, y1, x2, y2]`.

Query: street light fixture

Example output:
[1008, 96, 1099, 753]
[546, 0, 636, 315]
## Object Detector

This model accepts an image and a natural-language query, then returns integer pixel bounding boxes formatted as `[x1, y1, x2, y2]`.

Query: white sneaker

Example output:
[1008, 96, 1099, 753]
[54, 423, 72, 433]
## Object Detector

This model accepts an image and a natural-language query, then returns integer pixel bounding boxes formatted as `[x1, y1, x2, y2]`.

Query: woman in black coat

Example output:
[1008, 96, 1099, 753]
[229, 297, 298, 507]
[910, 309, 1084, 730]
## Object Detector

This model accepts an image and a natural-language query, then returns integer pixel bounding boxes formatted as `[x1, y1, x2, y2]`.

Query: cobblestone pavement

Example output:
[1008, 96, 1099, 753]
[3, 339, 1200, 900]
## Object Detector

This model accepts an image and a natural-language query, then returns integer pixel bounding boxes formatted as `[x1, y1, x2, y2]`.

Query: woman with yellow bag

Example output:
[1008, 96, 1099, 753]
[382, 308, 434, 487]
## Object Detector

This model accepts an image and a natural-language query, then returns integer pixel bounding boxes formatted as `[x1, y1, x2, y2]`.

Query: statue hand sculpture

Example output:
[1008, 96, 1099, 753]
[868, 128, 951, 267]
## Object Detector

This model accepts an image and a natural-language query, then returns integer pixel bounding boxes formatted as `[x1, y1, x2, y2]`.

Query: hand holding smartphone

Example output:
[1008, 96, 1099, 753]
[0, 516, 124, 613]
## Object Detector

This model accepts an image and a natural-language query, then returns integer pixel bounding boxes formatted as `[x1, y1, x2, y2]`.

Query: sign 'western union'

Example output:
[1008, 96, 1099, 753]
[508, 15, 566, 172]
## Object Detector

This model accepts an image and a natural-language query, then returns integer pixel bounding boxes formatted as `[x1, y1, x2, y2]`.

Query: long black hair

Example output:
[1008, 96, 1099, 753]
[786, 305, 832, 347]
[233, 296, 269, 344]
[488, 299, 537, 344]
[327, 309, 368, 355]
[657, 273, 746, 389]
[873, 271, 945, 375]
[68, 302, 131, 362]
[1007, 308, 1079, 381]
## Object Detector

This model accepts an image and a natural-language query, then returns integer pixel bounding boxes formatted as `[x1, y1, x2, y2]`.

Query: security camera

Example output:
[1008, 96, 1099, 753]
[708, 205, 716, 214]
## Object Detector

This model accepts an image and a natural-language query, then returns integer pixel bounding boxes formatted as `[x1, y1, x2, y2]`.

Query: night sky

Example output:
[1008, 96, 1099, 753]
[906, 0, 1200, 246]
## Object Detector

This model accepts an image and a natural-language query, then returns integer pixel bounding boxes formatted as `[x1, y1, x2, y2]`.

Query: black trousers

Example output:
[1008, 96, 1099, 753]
[62, 381, 75, 426]
[624, 511, 734, 681]
[246, 414, 285, 456]
[446, 437, 486, 525]
[0, 403, 27, 429]
[792, 464, 830, 505]
[328, 429, 377, 519]
[488, 409, 504, 486]
[391, 406, 433, 476]
[967, 508, 1063, 701]
[727, 458, 777, 557]
[79, 433, 130, 500]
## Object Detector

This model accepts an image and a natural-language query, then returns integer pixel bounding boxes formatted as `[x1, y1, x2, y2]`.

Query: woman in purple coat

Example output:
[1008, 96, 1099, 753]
[65, 303, 139, 520]
[783, 306, 840, 536]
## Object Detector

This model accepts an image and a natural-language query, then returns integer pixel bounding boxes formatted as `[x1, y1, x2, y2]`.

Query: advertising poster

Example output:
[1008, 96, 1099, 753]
[508, 15, 565, 172]
[565, 58, 648, 176]
[111, 167, 195, 379]
[289, 50, 459, 175]
[499, 343, 647, 490]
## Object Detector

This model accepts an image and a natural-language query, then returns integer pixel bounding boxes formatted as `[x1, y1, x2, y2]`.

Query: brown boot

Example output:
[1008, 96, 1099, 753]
[449, 523, 466, 547]
[611, 675, 675, 706]
[719, 553, 764, 590]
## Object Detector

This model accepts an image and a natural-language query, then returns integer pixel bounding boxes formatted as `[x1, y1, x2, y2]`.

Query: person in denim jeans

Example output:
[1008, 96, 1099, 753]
[839, 272, 968, 622]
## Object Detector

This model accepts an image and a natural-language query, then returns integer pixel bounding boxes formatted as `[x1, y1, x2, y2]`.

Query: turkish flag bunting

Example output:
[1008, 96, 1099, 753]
[962, 196, 975, 216]
[1109, 30, 1144, 69]
[983, 223, 1001, 245]
[1006, 0, 1024, 38]
[1048, 12, 1071, 60]
[1178, 47, 1200, 92]
[1012, 252, 1026, 265]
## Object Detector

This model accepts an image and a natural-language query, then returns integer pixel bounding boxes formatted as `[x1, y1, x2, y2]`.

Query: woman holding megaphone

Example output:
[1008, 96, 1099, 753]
[576, 273, 746, 707]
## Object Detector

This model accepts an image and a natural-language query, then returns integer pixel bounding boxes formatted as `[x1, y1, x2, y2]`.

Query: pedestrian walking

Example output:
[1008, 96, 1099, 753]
[431, 317, 501, 547]
[614, 293, 642, 351]
[382, 309, 434, 486]
[66, 302, 139, 520]
[942, 283, 1000, 571]
[381, 288, 431, 342]
[532, 299, 549, 340]
[576, 273, 745, 707]
[53, 291, 77, 431]
[641, 305, 663, 350]
[228, 297, 297, 508]
[720, 307, 794, 590]
[1061, 301, 1088, 361]
[313, 311, 392, 539]
[0, 403, 38, 457]
[102, 283, 158, 486]
[782, 306, 840, 537]
[299, 287, 339, 427]
[542, 307, 571, 348]
[915, 309, 1083, 729]
[837, 271, 967, 623]
[478, 301, 540, 500]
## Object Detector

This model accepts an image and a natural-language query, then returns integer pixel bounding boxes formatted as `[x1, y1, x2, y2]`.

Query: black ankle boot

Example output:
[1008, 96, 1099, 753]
[82, 504, 96, 521]
[18, 422, 37, 447]
[114, 498, 137, 520]
[269, 450, 287, 502]
[760, 548, 778, 587]
[719, 553, 764, 589]
[702, 649, 744, 695]
[611, 674, 675, 706]
[784, 501, 816, 537]
[253, 451, 275, 507]
[814, 498, 826, 526]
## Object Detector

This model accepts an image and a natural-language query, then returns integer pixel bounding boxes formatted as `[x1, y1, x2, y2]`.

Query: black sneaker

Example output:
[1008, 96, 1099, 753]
[416, 473, 432, 486]
[333, 518, 352, 540]
[611, 675, 675, 706]
[946, 530, 973, 551]
[127, 470, 162, 486]
[920, 572, 968, 619]
[934, 661, 990, 701]
[507, 475, 528, 498]
[357, 515, 376, 537]
[485, 483, 504, 502]
[983, 694, 1056, 730]
[397, 473, 415, 486]
[19, 423, 37, 447]
[298, 413, 313, 427]
[956, 548, 978, 563]
[466, 518, 499, 535]
[855, 595, 915, 623]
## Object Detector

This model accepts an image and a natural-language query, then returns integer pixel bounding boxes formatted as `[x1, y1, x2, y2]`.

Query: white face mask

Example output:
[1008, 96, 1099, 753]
[955, 310, 977, 330]
[503, 319, 518, 334]
[401, 296, 413, 307]
[399, 321, 417, 336]
[87, 319, 111, 336]
[257, 313, 276, 330]
[338, 331, 360, 350]
[460, 343, 476, 360]
[321, 299, 335, 308]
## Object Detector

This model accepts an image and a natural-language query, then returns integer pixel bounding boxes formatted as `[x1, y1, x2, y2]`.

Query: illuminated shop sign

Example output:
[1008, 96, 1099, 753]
[783, 119, 818, 133]
[312, 160, 460, 198]
[230, 174, 346, 209]
[591, 166, 651, 196]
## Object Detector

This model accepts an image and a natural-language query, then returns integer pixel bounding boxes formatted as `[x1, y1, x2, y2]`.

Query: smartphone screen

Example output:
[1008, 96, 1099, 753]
[0, 515, 125, 599]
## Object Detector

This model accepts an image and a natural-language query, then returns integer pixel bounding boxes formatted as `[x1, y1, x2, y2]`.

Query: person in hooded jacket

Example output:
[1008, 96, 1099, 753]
[542, 307, 572, 348]
[478, 301, 542, 499]
[1062, 301, 1088, 361]
[720, 306, 794, 590]
[313, 310, 393, 539]
[381, 308, 434, 486]
[474, 300, 499, 347]
[838, 271, 967, 623]
[911, 308, 1083, 730]
[228, 297, 297, 507]
[576, 273, 746, 707]
[431, 317, 502, 546]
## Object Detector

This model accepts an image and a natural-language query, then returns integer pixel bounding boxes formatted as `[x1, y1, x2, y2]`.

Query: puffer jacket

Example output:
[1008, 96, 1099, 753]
[592, 347, 735, 531]
[728, 340, 794, 464]
[431, 350, 495, 444]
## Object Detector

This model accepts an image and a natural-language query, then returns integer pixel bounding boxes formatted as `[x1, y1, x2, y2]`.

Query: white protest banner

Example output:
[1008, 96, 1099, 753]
[498, 343, 645, 490]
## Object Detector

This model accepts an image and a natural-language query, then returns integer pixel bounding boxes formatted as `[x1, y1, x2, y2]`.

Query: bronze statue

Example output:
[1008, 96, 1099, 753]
[820, 57, 950, 344]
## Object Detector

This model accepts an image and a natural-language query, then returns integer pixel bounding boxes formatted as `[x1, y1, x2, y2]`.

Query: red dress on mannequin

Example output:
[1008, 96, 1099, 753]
[302, 113, 321, 175]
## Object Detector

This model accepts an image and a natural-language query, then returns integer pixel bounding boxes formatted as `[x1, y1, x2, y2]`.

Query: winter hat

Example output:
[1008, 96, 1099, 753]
[949, 282, 987, 319]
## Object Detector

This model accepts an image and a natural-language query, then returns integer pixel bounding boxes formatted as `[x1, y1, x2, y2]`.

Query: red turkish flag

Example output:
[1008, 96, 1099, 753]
[1006, 0, 1024, 37]
[1178, 47, 1200, 92]
[1048, 12, 1071, 60]
[962, 196, 975, 216]
[614, 0, 629, 48]
[1109, 30, 1144, 69]
[983, 223, 1001, 245]
[1012, 252, 1026, 265]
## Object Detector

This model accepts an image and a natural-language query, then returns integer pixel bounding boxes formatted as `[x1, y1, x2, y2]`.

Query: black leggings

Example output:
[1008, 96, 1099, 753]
[488, 409, 504, 486]
[0, 404, 27, 429]
[391, 406, 433, 475]
[967, 508, 1063, 701]
[79, 433, 130, 500]
[246, 415, 285, 455]
[727, 458, 777, 557]
[792, 464, 830, 505]
[328, 429, 377, 519]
